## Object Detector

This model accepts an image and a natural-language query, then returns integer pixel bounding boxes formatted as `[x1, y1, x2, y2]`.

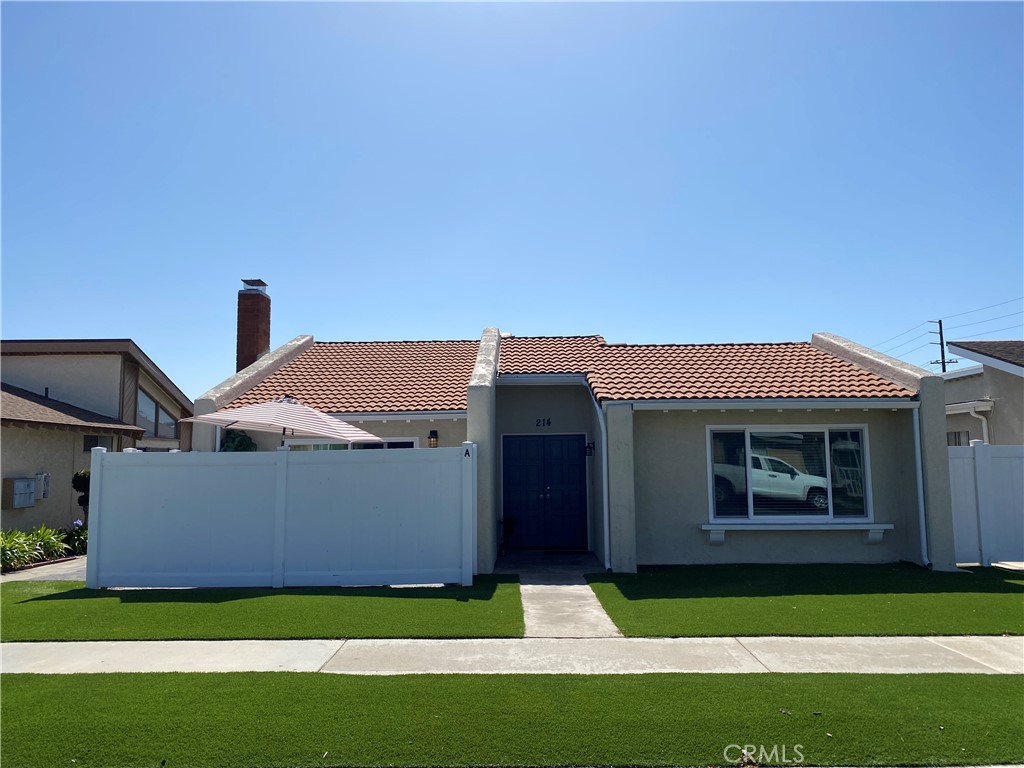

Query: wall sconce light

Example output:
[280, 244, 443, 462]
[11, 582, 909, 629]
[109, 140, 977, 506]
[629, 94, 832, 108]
[428, 430, 439, 449]
[584, 442, 595, 457]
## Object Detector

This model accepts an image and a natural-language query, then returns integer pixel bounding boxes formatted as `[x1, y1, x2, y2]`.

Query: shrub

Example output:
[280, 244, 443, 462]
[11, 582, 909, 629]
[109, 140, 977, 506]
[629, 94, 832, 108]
[72, 470, 90, 516]
[1, 530, 38, 571]
[63, 520, 88, 555]
[1, 525, 72, 571]
[34, 525, 69, 561]
[220, 430, 257, 452]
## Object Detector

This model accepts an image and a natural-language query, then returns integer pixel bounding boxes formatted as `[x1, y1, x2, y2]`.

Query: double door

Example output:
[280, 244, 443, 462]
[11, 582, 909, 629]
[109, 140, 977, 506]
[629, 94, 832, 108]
[502, 434, 587, 550]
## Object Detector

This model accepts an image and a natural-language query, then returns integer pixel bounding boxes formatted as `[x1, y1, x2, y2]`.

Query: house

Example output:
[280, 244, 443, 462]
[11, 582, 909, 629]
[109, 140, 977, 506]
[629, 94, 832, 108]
[193, 281, 957, 573]
[1, 339, 194, 530]
[943, 340, 1023, 446]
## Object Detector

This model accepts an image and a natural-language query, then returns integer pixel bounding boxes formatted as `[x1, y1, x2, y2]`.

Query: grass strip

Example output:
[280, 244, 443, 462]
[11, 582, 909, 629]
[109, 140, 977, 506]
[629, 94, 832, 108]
[1, 672, 1021, 767]
[0, 576, 523, 641]
[587, 563, 1024, 637]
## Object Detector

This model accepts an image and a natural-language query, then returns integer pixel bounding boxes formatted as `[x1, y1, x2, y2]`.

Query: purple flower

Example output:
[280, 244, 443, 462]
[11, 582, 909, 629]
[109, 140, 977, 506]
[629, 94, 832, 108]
[72, 519, 84, 528]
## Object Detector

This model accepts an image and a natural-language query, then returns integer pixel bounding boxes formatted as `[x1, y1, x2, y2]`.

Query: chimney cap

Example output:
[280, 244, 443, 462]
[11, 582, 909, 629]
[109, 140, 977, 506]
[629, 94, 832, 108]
[241, 278, 268, 292]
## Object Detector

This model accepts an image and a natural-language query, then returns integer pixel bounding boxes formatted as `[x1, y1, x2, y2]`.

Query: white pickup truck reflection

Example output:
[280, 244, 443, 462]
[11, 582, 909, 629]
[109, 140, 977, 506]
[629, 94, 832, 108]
[714, 454, 830, 510]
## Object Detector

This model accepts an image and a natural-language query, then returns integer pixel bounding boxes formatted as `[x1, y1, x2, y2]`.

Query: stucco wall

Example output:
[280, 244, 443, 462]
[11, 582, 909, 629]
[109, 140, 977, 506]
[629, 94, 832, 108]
[230, 418, 468, 452]
[944, 372, 985, 404]
[987, 368, 1024, 444]
[944, 367, 1023, 445]
[1, 426, 94, 530]
[495, 384, 605, 557]
[631, 409, 920, 565]
[2, 355, 122, 418]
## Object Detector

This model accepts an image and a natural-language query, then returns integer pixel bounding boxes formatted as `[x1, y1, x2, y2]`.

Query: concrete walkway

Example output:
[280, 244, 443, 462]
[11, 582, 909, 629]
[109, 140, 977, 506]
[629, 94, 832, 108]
[3, 636, 1021, 675]
[1, 556, 87, 582]
[495, 551, 621, 638]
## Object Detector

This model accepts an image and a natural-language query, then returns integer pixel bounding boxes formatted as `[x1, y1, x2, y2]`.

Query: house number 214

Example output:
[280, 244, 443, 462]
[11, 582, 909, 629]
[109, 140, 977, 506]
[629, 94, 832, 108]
[535, 418, 552, 427]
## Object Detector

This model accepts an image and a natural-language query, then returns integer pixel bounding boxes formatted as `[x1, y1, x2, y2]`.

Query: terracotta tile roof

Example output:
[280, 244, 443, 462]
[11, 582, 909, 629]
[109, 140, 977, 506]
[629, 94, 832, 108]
[226, 334, 915, 414]
[584, 342, 916, 401]
[948, 340, 1024, 368]
[498, 335, 605, 375]
[226, 340, 480, 413]
[1, 383, 144, 434]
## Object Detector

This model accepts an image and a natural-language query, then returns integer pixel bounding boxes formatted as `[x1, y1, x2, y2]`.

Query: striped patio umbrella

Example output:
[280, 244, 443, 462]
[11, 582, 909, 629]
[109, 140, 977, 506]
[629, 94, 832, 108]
[182, 396, 382, 445]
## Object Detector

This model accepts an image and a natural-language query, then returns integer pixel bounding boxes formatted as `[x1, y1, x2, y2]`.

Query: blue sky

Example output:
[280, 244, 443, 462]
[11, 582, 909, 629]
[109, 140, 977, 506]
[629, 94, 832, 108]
[3, 2, 1022, 400]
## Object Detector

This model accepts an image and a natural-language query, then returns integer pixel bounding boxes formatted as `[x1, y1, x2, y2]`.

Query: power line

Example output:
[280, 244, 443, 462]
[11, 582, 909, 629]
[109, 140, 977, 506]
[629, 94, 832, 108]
[948, 324, 1024, 341]
[871, 322, 929, 349]
[941, 296, 1023, 321]
[880, 332, 931, 354]
[945, 310, 1023, 331]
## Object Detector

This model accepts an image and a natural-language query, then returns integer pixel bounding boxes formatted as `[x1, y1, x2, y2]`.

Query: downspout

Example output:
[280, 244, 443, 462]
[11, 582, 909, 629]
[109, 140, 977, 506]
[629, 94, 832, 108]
[967, 408, 990, 444]
[912, 408, 930, 567]
[588, 387, 612, 571]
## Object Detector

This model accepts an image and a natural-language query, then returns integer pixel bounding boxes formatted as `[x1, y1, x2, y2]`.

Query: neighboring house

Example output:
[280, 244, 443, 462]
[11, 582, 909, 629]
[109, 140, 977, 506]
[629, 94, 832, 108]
[193, 281, 957, 573]
[943, 341, 1023, 446]
[1, 339, 194, 530]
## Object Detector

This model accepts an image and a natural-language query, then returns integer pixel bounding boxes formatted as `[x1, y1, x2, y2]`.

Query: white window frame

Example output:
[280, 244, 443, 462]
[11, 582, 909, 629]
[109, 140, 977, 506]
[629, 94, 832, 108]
[284, 437, 420, 450]
[705, 424, 874, 524]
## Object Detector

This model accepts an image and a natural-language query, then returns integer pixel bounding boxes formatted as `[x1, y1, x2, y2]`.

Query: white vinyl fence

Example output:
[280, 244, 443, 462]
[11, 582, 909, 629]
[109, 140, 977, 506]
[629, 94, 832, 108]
[949, 442, 1024, 566]
[85, 443, 477, 588]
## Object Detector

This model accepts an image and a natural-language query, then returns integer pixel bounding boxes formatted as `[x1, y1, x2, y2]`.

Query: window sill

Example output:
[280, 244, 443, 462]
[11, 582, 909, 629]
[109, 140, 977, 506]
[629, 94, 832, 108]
[701, 522, 893, 546]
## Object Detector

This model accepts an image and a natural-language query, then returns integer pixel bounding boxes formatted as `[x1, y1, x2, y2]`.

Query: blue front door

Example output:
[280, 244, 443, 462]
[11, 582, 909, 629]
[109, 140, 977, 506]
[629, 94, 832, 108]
[502, 434, 588, 549]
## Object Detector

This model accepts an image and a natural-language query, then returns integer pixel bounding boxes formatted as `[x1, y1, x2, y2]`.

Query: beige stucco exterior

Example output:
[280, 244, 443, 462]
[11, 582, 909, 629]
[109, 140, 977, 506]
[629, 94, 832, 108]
[495, 383, 607, 563]
[1, 425, 95, 530]
[945, 367, 1024, 445]
[2, 355, 122, 418]
[631, 408, 920, 565]
[238, 417, 468, 452]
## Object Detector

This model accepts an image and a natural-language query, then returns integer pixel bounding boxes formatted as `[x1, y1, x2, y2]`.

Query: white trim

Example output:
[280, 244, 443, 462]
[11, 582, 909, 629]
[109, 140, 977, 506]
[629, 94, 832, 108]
[335, 411, 466, 422]
[945, 345, 1024, 378]
[942, 365, 984, 380]
[497, 374, 590, 386]
[705, 424, 874, 525]
[632, 398, 917, 411]
[701, 522, 893, 545]
[945, 400, 994, 415]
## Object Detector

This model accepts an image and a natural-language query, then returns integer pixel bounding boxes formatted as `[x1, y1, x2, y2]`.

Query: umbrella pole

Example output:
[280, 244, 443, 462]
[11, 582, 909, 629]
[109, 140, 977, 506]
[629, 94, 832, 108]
[281, 427, 286, 448]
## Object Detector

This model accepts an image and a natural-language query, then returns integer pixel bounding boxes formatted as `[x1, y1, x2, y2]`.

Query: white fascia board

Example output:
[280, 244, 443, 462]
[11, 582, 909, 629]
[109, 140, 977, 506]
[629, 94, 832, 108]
[627, 398, 919, 411]
[942, 365, 984, 380]
[328, 410, 467, 422]
[945, 399, 994, 415]
[946, 345, 1024, 378]
[497, 374, 590, 386]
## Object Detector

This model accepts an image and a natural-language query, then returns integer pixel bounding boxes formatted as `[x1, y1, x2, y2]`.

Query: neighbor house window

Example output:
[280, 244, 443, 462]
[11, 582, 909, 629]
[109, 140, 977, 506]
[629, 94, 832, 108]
[709, 426, 870, 520]
[83, 435, 114, 452]
[947, 431, 970, 447]
[137, 388, 177, 439]
[352, 438, 417, 450]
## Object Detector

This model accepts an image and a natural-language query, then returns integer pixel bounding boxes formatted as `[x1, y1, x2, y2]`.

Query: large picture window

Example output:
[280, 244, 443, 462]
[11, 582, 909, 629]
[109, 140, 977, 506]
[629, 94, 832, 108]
[709, 426, 869, 520]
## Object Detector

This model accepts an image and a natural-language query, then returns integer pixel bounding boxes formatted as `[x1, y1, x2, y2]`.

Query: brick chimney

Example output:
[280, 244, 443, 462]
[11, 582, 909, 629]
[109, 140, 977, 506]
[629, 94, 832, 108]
[236, 279, 270, 372]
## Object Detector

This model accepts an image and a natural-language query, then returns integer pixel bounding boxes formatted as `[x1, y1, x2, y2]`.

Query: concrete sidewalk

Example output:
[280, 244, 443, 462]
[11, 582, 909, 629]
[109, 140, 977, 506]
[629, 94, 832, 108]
[3, 635, 1021, 675]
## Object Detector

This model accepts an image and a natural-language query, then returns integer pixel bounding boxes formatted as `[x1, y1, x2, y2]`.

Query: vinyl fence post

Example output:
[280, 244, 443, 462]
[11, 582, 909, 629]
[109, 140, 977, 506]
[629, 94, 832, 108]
[461, 442, 477, 586]
[972, 440, 995, 567]
[85, 447, 107, 589]
[273, 446, 290, 588]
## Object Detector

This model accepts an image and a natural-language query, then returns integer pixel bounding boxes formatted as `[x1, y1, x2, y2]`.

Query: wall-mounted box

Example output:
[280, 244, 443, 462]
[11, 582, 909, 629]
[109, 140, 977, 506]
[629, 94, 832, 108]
[2, 478, 37, 509]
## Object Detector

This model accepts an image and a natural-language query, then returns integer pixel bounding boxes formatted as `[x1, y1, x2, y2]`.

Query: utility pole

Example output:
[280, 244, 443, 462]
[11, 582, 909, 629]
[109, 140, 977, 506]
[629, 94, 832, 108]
[928, 319, 958, 372]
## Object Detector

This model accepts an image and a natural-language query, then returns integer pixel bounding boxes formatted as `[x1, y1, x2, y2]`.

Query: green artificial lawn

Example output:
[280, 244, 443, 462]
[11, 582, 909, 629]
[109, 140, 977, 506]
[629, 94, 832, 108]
[2, 673, 1020, 767]
[587, 564, 1024, 637]
[0, 576, 523, 641]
